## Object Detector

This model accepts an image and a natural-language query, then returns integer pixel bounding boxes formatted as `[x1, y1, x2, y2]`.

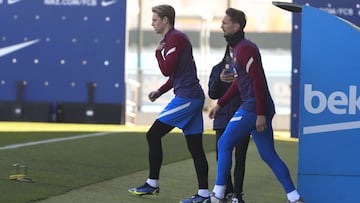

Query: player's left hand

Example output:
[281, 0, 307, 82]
[209, 104, 221, 119]
[148, 90, 161, 102]
[256, 115, 267, 132]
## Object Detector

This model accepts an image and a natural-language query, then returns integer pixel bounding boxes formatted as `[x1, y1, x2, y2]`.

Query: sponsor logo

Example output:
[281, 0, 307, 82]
[101, 0, 117, 7]
[304, 84, 359, 115]
[0, 39, 41, 58]
[303, 84, 360, 134]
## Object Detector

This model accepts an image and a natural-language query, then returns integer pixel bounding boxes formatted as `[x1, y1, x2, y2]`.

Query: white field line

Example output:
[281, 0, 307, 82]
[0, 132, 113, 151]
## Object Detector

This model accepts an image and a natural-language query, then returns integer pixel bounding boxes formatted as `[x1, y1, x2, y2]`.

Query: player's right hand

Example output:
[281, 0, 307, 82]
[148, 90, 161, 102]
[156, 40, 166, 51]
[256, 115, 267, 132]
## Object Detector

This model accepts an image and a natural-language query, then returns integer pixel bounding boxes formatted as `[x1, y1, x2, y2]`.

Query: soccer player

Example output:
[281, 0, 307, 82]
[208, 8, 304, 203]
[128, 4, 210, 203]
[208, 45, 250, 203]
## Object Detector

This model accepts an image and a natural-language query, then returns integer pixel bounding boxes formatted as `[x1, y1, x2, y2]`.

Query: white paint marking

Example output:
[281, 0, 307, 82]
[0, 132, 113, 150]
[303, 120, 360, 135]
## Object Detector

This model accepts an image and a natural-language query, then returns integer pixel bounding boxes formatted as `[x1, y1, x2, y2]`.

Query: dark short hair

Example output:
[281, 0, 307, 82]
[152, 4, 176, 26]
[225, 8, 247, 30]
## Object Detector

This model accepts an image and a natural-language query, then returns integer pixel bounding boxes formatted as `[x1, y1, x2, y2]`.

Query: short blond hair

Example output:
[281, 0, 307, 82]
[152, 4, 175, 26]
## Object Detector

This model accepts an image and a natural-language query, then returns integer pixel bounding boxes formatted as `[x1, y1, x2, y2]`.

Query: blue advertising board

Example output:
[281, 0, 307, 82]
[298, 6, 360, 202]
[291, 0, 360, 137]
[0, 0, 126, 122]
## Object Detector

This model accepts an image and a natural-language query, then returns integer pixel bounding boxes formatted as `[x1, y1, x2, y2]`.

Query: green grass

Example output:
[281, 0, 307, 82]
[0, 130, 216, 203]
[0, 125, 299, 203]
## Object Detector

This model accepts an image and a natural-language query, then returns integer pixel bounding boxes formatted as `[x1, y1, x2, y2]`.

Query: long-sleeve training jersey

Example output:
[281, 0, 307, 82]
[218, 38, 275, 117]
[155, 28, 204, 99]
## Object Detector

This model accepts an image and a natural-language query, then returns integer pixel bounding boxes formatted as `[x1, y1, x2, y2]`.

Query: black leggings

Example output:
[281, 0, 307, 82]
[215, 128, 250, 195]
[146, 119, 209, 189]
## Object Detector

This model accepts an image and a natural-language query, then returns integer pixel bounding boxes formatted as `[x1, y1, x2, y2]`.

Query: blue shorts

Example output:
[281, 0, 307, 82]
[157, 97, 204, 135]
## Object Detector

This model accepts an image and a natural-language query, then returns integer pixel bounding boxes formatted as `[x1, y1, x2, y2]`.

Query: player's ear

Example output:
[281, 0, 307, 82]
[234, 23, 241, 32]
[162, 16, 169, 24]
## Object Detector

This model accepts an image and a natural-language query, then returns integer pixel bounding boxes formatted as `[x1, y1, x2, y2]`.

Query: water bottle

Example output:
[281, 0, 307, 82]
[224, 55, 238, 77]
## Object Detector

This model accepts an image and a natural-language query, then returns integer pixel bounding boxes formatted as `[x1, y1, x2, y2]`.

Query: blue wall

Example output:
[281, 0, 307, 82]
[297, 5, 360, 202]
[291, 0, 360, 137]
[0, 0, 126, 120]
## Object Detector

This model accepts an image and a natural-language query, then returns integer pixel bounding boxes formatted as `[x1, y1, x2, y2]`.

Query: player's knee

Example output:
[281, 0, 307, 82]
[259, 151, 278, 164]
[146, 131, 162, 144]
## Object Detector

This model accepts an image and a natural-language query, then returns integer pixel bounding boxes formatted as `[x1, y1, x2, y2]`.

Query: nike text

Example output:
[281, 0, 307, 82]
[44, 0, 97, 7]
